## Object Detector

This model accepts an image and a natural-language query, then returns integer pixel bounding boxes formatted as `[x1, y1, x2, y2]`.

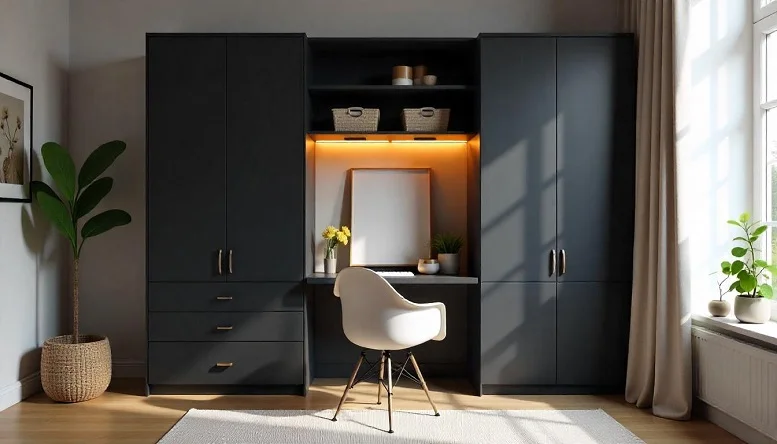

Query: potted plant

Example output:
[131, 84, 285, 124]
[720, 213, 774, 324]
[432, 233, 464, 275]
[31, 140, 131, 402]
[708, 270, 732, 317]
[322, 225, 350, 274]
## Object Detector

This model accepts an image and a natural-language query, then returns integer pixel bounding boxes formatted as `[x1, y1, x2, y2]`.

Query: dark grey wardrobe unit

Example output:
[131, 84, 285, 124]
[479, 35, 636, 394]
[146, 34, 306, 394]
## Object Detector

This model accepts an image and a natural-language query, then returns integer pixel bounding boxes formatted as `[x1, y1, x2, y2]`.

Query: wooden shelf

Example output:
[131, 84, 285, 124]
[308, 131, 474, 142]
[308, 85, 475, 94]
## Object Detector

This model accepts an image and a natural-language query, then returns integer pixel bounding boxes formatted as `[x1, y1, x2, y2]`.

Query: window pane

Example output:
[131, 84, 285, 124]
[767, 109, 777, 220]
[767, 32, 777, 102]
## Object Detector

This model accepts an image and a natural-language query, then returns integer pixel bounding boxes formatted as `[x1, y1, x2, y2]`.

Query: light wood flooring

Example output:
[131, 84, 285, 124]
[0, 378, 741, 444]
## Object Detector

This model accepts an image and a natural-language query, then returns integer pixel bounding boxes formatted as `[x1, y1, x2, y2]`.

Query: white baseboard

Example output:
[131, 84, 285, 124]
[696, 399, 777, 444]
[0, 372, 41, 412]
[112, 359, 145, 378]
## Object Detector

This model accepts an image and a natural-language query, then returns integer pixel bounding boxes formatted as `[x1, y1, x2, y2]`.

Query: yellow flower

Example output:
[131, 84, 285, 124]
[341, 226, 351, 237]
[336, 231, 348, 245]
[322, 225, 337, 239]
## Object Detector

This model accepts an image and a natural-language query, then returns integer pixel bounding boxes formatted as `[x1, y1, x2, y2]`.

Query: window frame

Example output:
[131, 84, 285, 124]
[755, 0, 777, 24]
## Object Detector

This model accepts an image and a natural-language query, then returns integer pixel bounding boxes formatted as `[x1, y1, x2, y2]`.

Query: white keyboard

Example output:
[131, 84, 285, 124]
[375, 271, 415, 277]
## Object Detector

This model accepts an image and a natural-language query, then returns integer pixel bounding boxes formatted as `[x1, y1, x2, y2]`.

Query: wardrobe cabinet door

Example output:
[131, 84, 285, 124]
[481, 282, 556, 385]
[226, 36, 305, 282]
[556, 37, 636, 283]
[479, 37, 557, 283]
[147, 36, 227, 282]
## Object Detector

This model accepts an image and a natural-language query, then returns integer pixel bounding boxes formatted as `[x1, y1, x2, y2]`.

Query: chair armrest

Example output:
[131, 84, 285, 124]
[403, 301, 446, 341]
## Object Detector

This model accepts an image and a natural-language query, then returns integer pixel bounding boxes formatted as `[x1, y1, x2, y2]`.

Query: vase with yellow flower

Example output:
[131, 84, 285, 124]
[323, 225, 351, 274]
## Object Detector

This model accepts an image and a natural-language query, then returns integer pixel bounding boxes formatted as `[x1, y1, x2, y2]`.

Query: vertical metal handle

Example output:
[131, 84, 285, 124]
[560, 249, 567, 275]
[228, 250, 233, 274]
[217, 249, 223, 275]
[550, 250, 556, 276]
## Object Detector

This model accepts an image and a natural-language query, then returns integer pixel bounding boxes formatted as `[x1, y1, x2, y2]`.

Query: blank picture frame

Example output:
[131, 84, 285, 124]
[350, 168, 431, 266]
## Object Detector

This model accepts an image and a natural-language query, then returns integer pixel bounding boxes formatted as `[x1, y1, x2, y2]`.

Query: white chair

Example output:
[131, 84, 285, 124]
[330, 267, 446, 433]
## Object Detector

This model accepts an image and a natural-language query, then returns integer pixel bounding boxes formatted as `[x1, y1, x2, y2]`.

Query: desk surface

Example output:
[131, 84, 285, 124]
[306, 273, 479, 285]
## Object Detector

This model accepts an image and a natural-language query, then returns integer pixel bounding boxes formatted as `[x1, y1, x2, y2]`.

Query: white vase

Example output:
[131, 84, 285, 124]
[325, 258, 337, 274]
[708, 300, 731, 317]
[734, 296, 772, 324]
[437, 253, 460, 275]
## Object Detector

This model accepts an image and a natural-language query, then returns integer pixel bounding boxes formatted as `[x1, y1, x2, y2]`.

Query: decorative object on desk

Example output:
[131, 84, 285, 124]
[716, 212, 774, 324]
[323, 225, 351, 274]
[31, 140, 131, 402]
[0, 71, 32, 201]
[417, 258, 439, 275]
[422, 75, 438, 86]
[392, 65, 413, 85]
[413, 65, 427, 85]
[432, 233, 463, 275]
[402, 107, 450, 132]
[332, 107, 379, 132]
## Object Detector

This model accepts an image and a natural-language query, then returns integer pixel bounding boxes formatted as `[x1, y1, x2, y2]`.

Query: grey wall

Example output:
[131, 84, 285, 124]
[68, 0, 621, 373]
[0, 0, 69, 410]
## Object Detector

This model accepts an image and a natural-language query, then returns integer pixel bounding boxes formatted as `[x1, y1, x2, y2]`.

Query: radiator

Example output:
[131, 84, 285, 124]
[692, 326, 777, 440]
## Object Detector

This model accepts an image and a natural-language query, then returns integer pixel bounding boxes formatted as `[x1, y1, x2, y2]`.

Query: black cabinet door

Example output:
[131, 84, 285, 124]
[226, 36, 304, 282]
[556, 37, 636, 283]
[147, 36, 227, 282]
[481, 282, 556, 385]
[556, 282, 631, 387]
[480, 37, 557, 283]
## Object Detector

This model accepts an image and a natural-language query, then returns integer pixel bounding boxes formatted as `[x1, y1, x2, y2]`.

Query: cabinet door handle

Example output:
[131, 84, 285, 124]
[550, 250, 556, 276]
[215, 362, 233, 368]
[560, 249, 567, 275]
[215, 326, 233, 331]
[216, 296, 233, 301]
[217, 249, 223, 275]
[228, 249, 233, 274]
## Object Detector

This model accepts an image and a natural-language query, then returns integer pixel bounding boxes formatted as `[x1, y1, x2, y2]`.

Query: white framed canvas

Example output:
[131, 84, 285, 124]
[0, 71, 31, 202]
[350, 168, 431, 266]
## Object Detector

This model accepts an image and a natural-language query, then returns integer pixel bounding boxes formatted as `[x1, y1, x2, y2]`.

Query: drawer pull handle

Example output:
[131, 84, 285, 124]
[216, 296, 233, 300]
[215, 362, 233, 368]
[215, 326, 234, 331]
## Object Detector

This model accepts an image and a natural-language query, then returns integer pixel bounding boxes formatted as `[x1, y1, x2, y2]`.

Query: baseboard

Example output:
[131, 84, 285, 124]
[112, 359, 146, 378]
[0, 372, 41, 412]
[695, 399, 777, 444]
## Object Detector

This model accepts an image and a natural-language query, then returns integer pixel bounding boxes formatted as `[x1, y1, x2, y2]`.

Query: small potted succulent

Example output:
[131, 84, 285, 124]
[717, 213, 775, 323]
[432, 233, 464, 275]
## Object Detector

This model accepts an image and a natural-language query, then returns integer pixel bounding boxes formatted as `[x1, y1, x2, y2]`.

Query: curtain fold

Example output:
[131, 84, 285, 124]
[621, 0, 692, 421]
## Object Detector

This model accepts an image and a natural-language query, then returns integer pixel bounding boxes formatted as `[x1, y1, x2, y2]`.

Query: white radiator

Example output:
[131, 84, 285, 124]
[692, 326, 777, 440]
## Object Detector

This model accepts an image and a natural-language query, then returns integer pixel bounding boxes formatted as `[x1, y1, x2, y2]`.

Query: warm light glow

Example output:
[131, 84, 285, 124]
[314, 140, 390, 144]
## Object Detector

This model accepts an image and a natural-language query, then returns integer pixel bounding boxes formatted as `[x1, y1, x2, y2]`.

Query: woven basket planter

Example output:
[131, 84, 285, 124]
[41, 335, 112, 403]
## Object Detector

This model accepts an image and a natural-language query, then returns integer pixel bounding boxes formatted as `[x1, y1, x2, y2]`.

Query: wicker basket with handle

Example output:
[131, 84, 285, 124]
[332, 107, 380, 132]
[401, 107, 450, 132]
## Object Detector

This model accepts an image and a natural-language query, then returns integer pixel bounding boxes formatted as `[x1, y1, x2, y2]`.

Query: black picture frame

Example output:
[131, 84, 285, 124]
[0, 70, 32, 203]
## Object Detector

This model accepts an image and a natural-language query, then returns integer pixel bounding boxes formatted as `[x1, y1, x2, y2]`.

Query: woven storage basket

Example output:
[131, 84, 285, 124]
[401, 107, 450, 132]
[41, 335, 112, 403]
[332, 107, 379, 132]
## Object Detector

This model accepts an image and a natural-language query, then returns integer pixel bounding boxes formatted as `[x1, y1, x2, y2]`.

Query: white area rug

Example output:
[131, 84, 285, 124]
[158, 409, 644, 443]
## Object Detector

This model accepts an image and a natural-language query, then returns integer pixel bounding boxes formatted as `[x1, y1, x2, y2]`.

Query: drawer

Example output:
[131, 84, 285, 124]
[149, 312, 303, 342]
[148, 282, 303, 312]
[148, 342, 303, 385]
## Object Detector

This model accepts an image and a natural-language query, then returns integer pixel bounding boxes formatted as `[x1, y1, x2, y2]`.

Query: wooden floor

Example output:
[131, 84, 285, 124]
[0, 378, 741, 444]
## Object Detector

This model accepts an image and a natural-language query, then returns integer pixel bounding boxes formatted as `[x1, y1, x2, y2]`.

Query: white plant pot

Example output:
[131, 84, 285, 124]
[325, 258, 337, 274]
[734, 296, 772, 324]
[708, 300, 731, 317]
[437, 253, 460, 275]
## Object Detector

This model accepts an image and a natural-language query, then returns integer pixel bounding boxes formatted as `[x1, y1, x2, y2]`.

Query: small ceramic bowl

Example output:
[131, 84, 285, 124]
[417, 258, 440, 275]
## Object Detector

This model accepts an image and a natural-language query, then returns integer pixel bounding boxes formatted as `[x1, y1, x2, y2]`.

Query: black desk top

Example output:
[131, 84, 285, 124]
[305, 273, 479, 285]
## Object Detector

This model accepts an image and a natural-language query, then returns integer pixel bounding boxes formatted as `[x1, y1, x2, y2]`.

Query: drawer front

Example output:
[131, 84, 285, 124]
[148, 282, 303, 312]
[149, 312, 303, 342]
[148, 342, 303, 385]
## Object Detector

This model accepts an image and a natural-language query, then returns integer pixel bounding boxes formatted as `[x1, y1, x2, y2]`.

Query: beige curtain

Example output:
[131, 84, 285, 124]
[621, 0, 692, 420]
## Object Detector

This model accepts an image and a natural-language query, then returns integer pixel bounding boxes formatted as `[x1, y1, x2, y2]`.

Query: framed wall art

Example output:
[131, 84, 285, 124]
[0, 71, 31, 202]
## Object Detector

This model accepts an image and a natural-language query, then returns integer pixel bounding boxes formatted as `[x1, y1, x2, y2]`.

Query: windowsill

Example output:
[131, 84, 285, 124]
[692, 313, 777, 350]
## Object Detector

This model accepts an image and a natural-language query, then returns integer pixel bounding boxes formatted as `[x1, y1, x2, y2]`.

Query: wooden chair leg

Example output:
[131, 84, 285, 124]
[377, 352, 385, 405]
[332, 352, 365, 422]
[386, 351, 394, 433]
[409, 352, 439, 416]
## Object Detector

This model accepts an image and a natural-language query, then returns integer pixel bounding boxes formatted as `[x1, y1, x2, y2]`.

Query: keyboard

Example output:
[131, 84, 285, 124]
[375, 271, 415, 277]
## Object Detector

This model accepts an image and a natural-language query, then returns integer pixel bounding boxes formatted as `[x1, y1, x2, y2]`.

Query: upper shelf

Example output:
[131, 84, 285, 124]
[308, 85, 476, 94]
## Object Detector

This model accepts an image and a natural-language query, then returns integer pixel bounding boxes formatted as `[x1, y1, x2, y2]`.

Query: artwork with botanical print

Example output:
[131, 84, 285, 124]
[0, 93, 24, 185]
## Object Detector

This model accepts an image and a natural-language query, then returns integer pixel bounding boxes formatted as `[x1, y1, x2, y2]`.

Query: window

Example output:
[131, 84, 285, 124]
[753, 6, 777, 319]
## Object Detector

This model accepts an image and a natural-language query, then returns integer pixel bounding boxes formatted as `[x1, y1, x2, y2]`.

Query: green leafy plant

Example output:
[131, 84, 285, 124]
[719, 212, 776, 300]
[31, 141, 132, 344]
[431, 233, 464, 255]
